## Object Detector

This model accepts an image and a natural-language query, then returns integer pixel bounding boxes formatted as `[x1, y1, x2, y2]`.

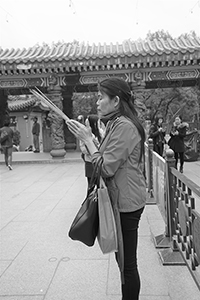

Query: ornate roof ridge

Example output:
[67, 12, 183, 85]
[8, 97, 36, 111]
[0, 34, 200, 67]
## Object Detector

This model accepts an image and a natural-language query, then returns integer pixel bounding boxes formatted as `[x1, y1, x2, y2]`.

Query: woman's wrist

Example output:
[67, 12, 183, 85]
[84, 137, 98, 155]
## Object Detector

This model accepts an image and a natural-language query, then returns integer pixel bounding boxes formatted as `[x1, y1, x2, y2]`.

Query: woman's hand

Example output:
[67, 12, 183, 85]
[66, 120, 92, 143]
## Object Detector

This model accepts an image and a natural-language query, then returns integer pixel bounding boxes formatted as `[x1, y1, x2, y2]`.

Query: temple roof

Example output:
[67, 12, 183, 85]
[8, 95, 49, 111]
[0, 35, 200, 67]
[8, 98, 36, 111]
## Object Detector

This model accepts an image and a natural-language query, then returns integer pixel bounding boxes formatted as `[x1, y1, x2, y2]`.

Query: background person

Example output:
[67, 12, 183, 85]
[0, 117, 14, 170]
[66, 77, 146, 300]
[168, 115, 189, 173]
[149, 116, 166, 156]
[32, 116, 40, 153]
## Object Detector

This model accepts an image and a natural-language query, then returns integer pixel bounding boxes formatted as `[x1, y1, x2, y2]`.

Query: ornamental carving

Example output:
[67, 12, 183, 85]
[193, 211, 200, 263]
[47, 94, 65, 149]
[133, 71, 144, 82]
[80, 75, 109, 85]
[48, 74, 58, 86]
[167, 69, 199, 80]
[0, 79, 26, 88]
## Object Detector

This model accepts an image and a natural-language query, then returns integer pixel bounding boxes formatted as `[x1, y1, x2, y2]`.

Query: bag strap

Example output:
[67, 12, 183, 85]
[100, 117, 120, 146]
[99, 176, 106, 188]
[89, 156, 103, 188]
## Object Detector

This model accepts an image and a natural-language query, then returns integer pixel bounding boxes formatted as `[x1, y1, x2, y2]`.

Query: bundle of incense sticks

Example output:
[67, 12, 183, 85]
[30, 87, 70, 122]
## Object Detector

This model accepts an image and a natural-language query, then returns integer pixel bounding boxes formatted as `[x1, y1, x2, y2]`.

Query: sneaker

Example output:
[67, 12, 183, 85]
[8, 165, 13, 170]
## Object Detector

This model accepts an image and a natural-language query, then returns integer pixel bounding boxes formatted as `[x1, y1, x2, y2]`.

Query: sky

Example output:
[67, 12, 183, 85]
[0, 0, 200, 49]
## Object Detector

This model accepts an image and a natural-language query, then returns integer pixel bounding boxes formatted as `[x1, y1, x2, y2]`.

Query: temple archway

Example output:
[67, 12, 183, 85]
[0, 35, 200, 156]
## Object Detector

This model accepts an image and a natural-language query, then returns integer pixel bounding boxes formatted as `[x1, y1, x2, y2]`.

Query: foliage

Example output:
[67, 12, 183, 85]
[146, 30, 173, 40]
[141, 86, 200, 124]
[72, 92, 98, 120]
[178, 30, 198, 39]
[72, 86, 200, 129]
[145, 30, 199, 41]
[13, 129, 21, 146]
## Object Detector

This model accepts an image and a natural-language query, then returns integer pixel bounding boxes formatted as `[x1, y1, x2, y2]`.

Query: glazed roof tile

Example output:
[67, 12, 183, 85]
[0, 35, 200, 66]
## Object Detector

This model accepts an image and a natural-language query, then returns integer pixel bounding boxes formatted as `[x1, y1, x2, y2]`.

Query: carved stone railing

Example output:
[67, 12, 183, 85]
[145, 140, 200, 290]
[172, 168, 200, 287]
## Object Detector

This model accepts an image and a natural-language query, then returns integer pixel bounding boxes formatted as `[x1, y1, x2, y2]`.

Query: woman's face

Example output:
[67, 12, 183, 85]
[97, 91, 117, 117]
[175, 117, 181, 125]
[158, 118, 163, 125]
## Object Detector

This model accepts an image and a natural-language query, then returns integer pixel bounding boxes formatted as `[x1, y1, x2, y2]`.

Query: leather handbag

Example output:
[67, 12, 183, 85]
[68, 157, 103, 247]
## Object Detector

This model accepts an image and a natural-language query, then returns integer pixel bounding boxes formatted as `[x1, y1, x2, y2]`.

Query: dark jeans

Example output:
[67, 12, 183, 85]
[33, 134, 40, 151]
[119, 207, 144, 300]
[174, 152, 184, 169]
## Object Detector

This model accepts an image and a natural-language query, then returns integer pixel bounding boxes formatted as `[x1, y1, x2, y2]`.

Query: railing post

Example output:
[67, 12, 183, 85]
[158, 149, 185, 265]
[148, 138, 153, 196]
[165, 149, 176, 238]
[153, 149, 174, 248]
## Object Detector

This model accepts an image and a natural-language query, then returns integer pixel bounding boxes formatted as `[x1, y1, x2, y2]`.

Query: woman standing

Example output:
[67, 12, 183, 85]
[168, 116, 188, 173]
[67, 77, 146, 300]
[149, 116, 166, 156]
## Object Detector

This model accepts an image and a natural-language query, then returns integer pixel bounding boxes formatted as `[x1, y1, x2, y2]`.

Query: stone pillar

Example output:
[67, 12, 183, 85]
[62, 86, 76, 150]
[130, 80, 146, 124]
[47, 86, 66, 158]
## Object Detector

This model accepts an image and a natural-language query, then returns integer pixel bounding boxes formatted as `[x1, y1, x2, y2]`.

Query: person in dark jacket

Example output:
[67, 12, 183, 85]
[32, 116, 40, 153]
[149, 116, 166, 156]
[168, 116, 189, 173]
[79, 114, 103, 186]
[0, 117, 14, 170]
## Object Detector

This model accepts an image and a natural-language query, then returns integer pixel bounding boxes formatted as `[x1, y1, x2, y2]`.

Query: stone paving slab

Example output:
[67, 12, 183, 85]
[139, 236, 169, 296]
[0, 209, 21, 230]
[0, 297, 44, 300]
[0, 151, 82, 165]
[45, 259, 109, 300]
[0, 261, 12, 277]
[0, 162, 200, 300]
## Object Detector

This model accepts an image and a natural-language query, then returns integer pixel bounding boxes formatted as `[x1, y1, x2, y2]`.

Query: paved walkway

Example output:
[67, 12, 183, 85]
[0, 151, 199, 183]
[0, 152, 200, 299]
[0, 151, 82, 164]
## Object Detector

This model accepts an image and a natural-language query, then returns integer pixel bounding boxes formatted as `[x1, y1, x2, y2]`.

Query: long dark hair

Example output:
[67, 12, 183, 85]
[87, 114, 101, 143]
[153, 116, 163, 127]
[98, 77, 145, 162]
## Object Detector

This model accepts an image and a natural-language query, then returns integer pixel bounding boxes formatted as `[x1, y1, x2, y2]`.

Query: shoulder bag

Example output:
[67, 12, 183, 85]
[68, 157, 103, 247]
[97, 177, 118, 254]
